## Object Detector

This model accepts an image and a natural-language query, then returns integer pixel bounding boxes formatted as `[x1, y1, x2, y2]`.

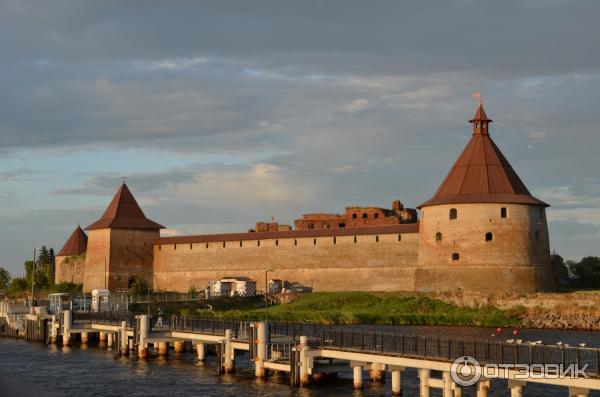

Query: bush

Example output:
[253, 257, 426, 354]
[48, 282, 82, 294]
[129, 277, 152, 297]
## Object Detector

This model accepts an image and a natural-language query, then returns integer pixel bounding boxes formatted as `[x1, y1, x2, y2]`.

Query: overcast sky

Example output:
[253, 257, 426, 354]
[1, 0, 599, 275]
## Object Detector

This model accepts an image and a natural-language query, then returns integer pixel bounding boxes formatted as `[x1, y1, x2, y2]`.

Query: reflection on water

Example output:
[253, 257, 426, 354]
[0, 332, 599, 397]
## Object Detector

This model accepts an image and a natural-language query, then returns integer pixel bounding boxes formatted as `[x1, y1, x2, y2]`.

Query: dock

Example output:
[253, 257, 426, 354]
[2, 306, 599, 396]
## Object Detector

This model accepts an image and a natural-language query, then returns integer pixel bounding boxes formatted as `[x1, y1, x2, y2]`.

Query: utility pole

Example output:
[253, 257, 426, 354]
[31, 247, 37, 305]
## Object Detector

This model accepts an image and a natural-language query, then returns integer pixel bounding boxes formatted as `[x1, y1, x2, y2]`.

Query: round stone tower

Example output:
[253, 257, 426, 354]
[415, 104, 554, 293]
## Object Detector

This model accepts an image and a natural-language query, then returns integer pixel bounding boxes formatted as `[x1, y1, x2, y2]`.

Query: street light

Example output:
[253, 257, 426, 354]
[264, 269, 274, 325]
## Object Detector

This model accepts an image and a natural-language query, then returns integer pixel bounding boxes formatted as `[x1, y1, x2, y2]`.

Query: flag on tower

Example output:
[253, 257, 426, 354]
[472, 92, 482, 104]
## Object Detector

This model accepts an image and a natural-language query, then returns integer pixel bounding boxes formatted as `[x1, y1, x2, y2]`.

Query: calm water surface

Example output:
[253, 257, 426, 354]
[1, 325, 599, 397]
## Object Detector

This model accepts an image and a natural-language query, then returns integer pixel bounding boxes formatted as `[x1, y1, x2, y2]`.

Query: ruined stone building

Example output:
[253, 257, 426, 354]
[56, 104, 554, 293]
[294, 200, 417, 230]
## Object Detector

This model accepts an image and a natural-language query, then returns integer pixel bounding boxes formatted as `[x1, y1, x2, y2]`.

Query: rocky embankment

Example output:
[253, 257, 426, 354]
[429, 290, 600, 331]
[522, 311, 600, 331]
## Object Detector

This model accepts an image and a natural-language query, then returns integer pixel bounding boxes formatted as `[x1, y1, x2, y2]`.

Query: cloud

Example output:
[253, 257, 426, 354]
[340, 99, 371, 113]
[1, 0, 600, 272]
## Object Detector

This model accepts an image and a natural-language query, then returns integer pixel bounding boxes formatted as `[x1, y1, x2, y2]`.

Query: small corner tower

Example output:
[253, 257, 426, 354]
[415, 103, 554, 293]
[82, 183, 164, 292]
[55, 225, 88, 285]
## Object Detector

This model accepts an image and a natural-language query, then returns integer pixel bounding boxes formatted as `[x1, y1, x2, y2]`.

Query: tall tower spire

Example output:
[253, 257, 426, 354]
[469, 103, 492, 135]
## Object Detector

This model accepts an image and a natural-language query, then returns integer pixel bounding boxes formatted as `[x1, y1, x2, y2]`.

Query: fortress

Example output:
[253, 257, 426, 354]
[55, 104, 555, 294]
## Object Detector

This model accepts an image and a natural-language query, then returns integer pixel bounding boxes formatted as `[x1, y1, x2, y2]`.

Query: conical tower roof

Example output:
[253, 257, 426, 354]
[86, 183, 165, 230]
[418, 104, 548, 208]
[58, 225, 88, 256]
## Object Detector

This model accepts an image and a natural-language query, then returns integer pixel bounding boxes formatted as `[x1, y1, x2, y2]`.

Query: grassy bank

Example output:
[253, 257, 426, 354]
[133, 292, 525, 327]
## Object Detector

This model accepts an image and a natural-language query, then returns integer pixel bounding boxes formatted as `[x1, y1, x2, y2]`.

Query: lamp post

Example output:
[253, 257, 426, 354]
[264, 269, 274, 325]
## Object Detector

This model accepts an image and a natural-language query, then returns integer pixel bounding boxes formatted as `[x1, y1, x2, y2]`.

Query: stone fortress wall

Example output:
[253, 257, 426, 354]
[153, 225, 419, 293]
[55, 254, 86, 285]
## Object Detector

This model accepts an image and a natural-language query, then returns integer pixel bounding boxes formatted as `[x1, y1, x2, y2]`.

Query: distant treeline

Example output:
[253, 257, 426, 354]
[552, 253, 600, 289]
[0, 245, 82, 295]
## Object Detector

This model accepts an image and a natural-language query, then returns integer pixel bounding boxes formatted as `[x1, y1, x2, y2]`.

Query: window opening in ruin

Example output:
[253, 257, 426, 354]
[275, 240, 279, 246]
[535, 230, 540, 241]
[352, 213, 357, 219]
[398, 234, 402, 241]
[239, 241, 242, 247]
[485, 232, 493, 242]
[362, 213, 368, 219]
[307, 223, 314, 229]
[449, 208, 457, 220]
[190, 243, 193, 250]
[374, 213, 379, 219]
[339, 223, 345, 228]
[257, 240, 260, 247]
[206, 243, 209, 249]
[313, 238, 317, 245]
[333, 237, 336, 244]
[159, 245, 162, 251]
[174, 244, 177, 250]
[452, 253, 459, 261]
[501, 207, 507, 218]
[354, 236, 357, 243]
[375, 235, 379, 242]
[436, 232, 443, 242]
[294, 239, 297, 246]
[222, 242, 226, 248]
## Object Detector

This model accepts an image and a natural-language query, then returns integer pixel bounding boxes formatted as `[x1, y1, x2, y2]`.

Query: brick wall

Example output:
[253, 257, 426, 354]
[153, 232, 419, 292]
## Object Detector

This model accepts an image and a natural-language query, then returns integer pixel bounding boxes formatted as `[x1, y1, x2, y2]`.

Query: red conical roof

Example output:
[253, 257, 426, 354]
[418, 105, 548, 208]
[58, 225, 88, 256]
[85, 183, 165, 230]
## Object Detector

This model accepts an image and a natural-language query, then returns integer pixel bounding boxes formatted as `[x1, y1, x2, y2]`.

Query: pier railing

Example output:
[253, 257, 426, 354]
[80, 311, 600, 377]
[316, 330, 600, 377]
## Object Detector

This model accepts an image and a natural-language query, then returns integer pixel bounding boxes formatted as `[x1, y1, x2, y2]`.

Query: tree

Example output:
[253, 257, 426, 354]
[129, 277, 152, 297]
[550, 252, 571, 287]
[37, 246, 50, 266]
[572, 256, 600, 288]
[8, 277, 27, 293]
[0, 267, 10, 289]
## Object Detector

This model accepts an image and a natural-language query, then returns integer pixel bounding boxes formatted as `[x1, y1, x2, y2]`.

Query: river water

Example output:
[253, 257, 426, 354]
[1, 325, 599, 397]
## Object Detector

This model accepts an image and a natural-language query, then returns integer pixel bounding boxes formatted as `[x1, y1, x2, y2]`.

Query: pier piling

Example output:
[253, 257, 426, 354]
[62, 310, 72, 346]
[477, 380, 490, 397]
[254, 322, 267, 379]
[419, 368, 431, 397]
[196, 343, 205, 361]
[224, 329, 235, 373]
[353, 365, 363, 389]
[390, 366, 403, 396]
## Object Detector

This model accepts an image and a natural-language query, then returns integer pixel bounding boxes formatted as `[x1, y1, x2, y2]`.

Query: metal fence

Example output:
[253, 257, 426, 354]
[75, 310, 136, 327]
[317, 330, 600, 376]
[80, 311, 600, 377]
